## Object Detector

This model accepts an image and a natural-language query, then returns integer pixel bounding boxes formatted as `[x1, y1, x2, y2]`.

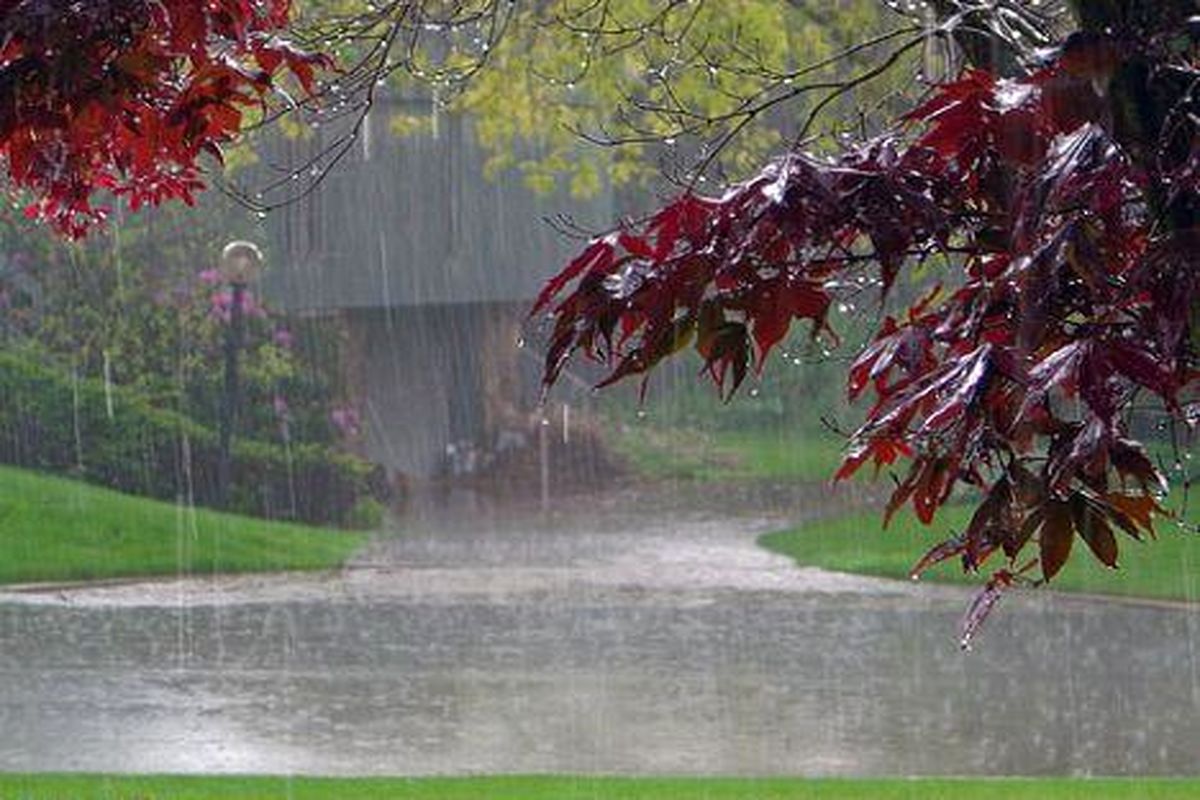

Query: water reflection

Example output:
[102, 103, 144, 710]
[0, 485, 1196, 776]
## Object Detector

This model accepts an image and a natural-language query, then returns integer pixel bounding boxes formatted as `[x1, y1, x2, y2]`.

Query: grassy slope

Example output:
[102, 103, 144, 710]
[612, 422, 1199, 602]
[0, 776, 1197, 800]
[612, 424, 846, 482]
[0, 465, 365, 585]
[760, 503, 1199, 602]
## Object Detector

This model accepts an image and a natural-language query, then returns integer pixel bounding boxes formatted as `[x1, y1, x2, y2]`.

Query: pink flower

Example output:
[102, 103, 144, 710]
[242, 291, 267, 319]
[208, 288, 266, 323]
[208, 290, 233, 323]
[272, 327, 294, 348]
[198, 268, 222, 285]
[330, 406, 362, 439]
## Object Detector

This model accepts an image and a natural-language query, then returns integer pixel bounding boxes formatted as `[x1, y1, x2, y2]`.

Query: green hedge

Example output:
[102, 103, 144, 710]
[0, 350, 387, 528]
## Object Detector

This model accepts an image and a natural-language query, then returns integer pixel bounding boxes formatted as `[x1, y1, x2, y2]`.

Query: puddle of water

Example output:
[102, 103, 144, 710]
[0, 483, 1196, 776]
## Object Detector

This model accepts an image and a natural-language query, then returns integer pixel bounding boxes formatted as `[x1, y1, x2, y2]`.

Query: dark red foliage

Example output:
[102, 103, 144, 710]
[0, 0, 327, 236]
[536, 33, 1198, 630]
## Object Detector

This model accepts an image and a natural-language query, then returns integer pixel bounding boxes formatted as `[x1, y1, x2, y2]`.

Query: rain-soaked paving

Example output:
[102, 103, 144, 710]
[0, 481, 1197, 776]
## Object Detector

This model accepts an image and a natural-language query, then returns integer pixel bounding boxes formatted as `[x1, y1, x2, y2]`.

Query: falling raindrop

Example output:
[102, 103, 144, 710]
[102, 350, 114, 420]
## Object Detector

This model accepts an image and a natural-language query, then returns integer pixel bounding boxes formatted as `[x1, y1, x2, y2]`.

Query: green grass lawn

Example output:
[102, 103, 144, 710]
[760, 503, 1199, 602]
[0, 775, 1196, 800]
[611, 424, 846, 483]
[0, 465, 366, 585]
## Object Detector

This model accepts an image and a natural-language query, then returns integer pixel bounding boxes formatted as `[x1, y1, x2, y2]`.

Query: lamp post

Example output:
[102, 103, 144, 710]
[215, 240, 264, 509]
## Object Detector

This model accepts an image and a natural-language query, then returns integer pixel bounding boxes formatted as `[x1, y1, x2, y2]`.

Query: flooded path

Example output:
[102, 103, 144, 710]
[0, 482, 1197, 776]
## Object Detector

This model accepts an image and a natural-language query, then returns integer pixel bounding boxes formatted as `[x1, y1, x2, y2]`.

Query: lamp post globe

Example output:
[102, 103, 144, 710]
[219, 240, 264, 285]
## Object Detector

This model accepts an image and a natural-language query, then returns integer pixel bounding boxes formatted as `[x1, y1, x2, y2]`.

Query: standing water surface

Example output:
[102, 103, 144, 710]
[0, 483, 1196, 776]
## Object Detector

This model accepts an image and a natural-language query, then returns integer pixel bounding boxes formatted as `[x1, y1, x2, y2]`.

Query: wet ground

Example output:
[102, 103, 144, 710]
[0, 481, 1197, 776]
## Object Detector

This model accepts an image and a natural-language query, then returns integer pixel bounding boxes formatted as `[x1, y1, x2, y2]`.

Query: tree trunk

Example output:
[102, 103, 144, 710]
[1069, 0, 1195, 33]
[1069, 0, 1196, 222]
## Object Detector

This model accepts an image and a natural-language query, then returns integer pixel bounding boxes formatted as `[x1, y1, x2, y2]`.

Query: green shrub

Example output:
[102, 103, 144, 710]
[344, 496, 386, 530]
[0, 349, 387, 527]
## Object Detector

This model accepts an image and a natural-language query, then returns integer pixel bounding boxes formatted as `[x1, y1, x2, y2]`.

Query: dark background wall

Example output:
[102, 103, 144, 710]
[260, 101, 614, 479]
